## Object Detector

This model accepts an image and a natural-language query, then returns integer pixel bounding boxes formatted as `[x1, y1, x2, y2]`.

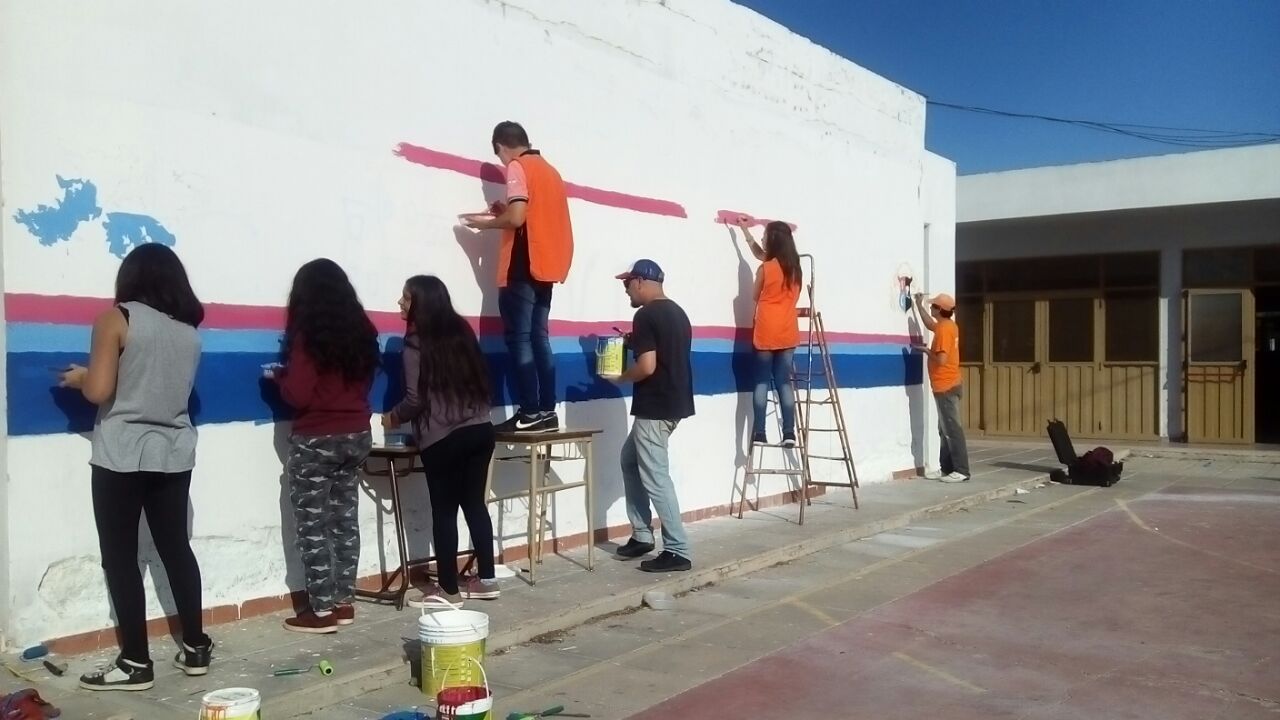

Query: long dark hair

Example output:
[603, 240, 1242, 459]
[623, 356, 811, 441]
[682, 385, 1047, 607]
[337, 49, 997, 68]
[403, 275, 491, 422]
[283, 259, 379, 384]
[115, 243, 205, 327]
[764, 222, 802, 289]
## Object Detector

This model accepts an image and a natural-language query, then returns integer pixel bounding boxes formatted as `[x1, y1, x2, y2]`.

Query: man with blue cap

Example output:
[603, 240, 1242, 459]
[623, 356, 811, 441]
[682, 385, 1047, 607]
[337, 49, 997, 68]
[601, 259, 695, 572]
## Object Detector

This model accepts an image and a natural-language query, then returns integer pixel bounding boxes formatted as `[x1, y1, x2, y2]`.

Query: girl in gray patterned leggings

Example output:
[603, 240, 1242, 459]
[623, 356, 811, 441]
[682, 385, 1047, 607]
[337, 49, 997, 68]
[272, 259, 379, 633]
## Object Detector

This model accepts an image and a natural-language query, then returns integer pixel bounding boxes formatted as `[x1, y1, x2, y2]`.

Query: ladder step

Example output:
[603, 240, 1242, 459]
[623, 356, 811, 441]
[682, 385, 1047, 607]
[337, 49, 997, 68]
[746, 468, 805, 476]
[802, 427, 841, 433]
[807, 480, 858, 488]
[807, 454, 853, 462]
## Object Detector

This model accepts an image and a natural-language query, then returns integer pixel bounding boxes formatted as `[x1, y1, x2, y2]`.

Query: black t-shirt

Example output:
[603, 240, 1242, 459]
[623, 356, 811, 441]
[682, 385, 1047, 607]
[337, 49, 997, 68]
[629, 298, 695, 421]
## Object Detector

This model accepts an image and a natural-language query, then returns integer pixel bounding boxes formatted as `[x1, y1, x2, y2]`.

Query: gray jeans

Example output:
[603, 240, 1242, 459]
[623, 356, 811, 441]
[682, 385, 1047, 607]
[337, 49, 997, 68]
[620, 418, 690, 560]
[934, 386, 970, 477]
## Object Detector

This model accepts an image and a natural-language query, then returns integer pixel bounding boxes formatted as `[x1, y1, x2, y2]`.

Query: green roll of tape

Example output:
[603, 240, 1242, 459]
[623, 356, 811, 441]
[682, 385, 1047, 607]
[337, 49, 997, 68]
[318, 659, 334, 676]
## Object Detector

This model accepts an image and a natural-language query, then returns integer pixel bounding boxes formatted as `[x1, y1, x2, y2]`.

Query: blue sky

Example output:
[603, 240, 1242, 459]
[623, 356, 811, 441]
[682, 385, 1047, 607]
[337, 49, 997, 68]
[734, 1, 1280, 174]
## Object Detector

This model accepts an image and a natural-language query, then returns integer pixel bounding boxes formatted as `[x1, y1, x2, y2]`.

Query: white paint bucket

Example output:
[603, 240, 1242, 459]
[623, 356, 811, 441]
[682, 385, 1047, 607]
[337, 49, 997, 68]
[418, 598, 490, 699]
[595, 336, 624, 377]
[199, 687, 261, 719]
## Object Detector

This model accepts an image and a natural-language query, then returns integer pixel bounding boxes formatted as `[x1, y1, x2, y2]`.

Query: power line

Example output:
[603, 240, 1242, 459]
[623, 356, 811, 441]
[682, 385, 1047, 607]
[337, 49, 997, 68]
[926, 100, 1280, 149]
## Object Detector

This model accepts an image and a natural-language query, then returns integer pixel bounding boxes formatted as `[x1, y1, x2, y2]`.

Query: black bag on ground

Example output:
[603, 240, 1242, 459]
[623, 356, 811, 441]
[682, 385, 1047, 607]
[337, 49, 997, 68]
[1045, 419, 1123, 487]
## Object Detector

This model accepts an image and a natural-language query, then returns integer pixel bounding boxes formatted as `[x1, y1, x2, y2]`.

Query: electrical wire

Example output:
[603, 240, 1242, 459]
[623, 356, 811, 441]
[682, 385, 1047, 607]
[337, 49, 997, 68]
[927, 100, 1280, 148]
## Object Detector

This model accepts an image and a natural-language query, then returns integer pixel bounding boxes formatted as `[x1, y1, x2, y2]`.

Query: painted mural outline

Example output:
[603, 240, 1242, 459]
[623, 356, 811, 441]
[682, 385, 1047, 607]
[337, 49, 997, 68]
[12, 175, 102, 246]
[394, 143, 689, 218]
[13, 176, 176, 258]
[895, 262, 914, 312]
[102, 212, 177, 258]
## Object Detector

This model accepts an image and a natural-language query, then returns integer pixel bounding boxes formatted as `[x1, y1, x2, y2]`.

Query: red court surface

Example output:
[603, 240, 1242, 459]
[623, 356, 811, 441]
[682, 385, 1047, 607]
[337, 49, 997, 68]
[631, 486, 1280, 719]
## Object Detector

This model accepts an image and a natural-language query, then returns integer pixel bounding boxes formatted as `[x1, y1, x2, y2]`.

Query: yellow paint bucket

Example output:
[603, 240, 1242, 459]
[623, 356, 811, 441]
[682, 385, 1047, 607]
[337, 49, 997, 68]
[596, 335, 625, 377]
[418, 598, 489, 699]
[199, 688, 261, 719]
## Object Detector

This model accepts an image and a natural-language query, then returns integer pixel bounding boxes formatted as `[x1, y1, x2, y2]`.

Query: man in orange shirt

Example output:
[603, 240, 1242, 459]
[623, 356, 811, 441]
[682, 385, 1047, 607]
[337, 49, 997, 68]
[914, 292, 970, 482]
[465, 122, 574, 434]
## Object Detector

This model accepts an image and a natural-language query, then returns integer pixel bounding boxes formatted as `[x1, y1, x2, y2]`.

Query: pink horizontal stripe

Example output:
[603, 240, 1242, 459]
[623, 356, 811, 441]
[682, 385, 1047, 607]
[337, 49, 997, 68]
[394, 143, 687, 219]
[4, 293, 912, 345]
[714, 210, 798, 231]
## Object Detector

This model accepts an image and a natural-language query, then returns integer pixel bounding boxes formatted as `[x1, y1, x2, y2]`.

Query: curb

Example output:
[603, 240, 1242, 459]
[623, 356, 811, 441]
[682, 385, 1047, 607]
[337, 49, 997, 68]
[1127, 447, 1277, 463]
[269, 472, 1055, 717]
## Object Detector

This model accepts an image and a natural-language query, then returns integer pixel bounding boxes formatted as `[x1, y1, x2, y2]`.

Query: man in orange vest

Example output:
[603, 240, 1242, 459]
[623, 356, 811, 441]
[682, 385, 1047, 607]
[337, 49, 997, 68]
[465, 122, 574, 433]
[913, 292, 970, 482]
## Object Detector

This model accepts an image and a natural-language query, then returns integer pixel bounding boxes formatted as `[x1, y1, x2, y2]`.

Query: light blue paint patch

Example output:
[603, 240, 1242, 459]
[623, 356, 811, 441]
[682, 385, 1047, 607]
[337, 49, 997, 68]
[12, 176, 102, 246]
[9, 323, 912, 357]
[102, 212, 176, 258]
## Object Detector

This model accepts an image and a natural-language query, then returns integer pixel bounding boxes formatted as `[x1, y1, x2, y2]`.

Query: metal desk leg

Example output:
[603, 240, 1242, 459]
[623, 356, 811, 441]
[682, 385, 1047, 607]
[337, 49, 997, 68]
[584, 439, 595, 571]
[535, 444, 551, 567]
[388, 459, 411, 610]
[527, 443, 538, 585]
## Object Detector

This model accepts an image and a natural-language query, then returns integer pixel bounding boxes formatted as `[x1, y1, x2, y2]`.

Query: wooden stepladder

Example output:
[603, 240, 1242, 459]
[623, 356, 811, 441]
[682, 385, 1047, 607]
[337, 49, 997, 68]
[738, 253, 859, 524]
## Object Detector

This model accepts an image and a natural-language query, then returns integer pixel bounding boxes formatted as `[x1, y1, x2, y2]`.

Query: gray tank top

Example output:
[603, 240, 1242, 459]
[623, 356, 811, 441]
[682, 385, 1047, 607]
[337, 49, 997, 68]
[90, 301, 201, 473]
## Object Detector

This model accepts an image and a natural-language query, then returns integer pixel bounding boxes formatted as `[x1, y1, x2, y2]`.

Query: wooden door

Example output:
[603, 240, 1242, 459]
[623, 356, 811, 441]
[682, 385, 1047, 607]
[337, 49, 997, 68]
[985, 298, 1044, 436]
[1185, 289, 1255, 443]
[1042, 296, 1100, 438]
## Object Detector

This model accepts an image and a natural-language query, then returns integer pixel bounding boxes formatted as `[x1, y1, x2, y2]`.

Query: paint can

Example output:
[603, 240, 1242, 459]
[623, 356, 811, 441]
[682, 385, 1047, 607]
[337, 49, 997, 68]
[418, 598, 489, 699]
[436, 658, 492, 719]
[595, 336, 624, 377]
[199, 688, 261, 720]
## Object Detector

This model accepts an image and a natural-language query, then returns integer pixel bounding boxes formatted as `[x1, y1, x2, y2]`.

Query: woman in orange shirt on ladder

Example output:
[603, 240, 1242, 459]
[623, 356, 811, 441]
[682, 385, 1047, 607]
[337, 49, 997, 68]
[736, 216, 803, 447]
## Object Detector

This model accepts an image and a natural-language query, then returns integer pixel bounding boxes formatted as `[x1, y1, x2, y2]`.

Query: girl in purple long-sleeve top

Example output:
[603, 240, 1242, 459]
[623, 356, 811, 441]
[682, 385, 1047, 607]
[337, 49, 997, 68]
[383, 275, 499, 606]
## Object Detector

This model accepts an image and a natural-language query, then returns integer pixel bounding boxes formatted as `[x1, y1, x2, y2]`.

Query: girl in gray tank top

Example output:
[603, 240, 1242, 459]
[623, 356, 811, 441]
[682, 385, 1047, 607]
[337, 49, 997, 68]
[59, 244, 214, 691]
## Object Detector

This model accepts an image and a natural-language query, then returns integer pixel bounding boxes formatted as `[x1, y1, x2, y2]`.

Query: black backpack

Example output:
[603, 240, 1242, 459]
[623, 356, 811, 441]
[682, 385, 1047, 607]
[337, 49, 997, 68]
[1046, 419, 1123, 487]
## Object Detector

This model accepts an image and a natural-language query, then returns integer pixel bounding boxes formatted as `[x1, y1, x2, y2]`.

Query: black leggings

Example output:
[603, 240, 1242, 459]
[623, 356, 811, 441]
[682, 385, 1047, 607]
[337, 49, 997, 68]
[420, 423, 497, 594]
[91, 466, 208, 663]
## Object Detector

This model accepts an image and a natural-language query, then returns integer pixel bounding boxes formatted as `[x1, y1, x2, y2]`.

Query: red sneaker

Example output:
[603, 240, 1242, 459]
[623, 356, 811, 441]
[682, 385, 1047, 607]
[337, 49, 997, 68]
[459, 577, 501, 600]
[283, 610, 338, 634]
[334, 603, 355, 626]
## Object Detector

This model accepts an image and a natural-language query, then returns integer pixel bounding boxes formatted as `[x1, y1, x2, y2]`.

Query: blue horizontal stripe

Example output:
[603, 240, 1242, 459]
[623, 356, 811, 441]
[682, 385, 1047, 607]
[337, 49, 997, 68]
[8, 347, 922, 436]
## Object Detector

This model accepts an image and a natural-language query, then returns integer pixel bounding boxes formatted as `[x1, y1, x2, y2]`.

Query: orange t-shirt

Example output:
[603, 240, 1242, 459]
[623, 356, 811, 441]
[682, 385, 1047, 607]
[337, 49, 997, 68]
[928, 318, 961, 393]
[753, 259, 801, 350]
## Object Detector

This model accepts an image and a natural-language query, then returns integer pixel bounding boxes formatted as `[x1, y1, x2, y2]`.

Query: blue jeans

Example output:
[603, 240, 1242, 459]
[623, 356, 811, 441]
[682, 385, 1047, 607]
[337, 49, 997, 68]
[752, 349, 795, 436]
[935, 386, 970, 476]
[498, 279, 556, 414]
[620, 418, 690, 560]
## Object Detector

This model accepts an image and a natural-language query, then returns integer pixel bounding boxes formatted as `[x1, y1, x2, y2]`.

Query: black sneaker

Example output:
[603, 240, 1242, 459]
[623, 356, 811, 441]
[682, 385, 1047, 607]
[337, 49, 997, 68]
[782, 432, 797, 448]
[495, 412, 557, 434]
[615, 538, 656, 559]
[79, 656, 154, 691]
[173, 639, 214, 676]
[640, 551, 692, 573]
[751, 432, 768, 445]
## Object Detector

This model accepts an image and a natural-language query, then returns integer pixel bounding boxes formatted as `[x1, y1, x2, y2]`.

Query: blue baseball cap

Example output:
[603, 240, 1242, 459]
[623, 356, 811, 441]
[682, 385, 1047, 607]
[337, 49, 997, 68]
[615, 259, 665, 283]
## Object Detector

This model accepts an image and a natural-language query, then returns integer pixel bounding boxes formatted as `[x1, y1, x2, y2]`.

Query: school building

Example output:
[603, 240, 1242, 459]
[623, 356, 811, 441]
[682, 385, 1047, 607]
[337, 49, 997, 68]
[956, 143, 1280, 445]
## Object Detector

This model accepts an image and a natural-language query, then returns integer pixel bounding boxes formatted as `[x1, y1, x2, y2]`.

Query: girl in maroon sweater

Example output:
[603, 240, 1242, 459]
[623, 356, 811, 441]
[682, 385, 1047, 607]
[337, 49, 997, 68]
[272, 259, 379, 633]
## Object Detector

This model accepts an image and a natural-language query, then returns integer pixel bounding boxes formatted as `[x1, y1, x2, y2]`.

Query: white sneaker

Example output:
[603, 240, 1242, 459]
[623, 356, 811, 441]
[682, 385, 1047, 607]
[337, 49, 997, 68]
[940, 472, 970, 483]
[924, 469, 943, 480]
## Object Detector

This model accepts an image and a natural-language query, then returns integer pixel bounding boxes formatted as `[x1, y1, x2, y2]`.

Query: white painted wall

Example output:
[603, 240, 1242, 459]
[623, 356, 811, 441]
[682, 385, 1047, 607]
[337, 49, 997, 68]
[0, 0, 951, 645]
[0, 123, 10, 651]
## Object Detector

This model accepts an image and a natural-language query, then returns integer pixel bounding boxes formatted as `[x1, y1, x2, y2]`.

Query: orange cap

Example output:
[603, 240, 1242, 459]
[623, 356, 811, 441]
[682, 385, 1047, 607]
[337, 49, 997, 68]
[929, 293, 956, 312]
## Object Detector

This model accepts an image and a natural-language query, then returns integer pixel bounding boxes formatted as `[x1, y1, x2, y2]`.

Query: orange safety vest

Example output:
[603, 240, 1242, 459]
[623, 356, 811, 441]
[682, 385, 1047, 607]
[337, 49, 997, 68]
[753, 259, 801, 350]
[498, 153, 574, 287]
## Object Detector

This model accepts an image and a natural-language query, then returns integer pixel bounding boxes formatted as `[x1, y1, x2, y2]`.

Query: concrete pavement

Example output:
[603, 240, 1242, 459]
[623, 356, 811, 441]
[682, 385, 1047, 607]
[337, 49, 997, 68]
[0, 443, 1064, 719]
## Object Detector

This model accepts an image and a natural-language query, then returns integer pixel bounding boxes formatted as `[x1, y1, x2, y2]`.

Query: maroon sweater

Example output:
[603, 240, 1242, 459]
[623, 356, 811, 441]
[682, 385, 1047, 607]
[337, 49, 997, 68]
[278, 340, 373, 437]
